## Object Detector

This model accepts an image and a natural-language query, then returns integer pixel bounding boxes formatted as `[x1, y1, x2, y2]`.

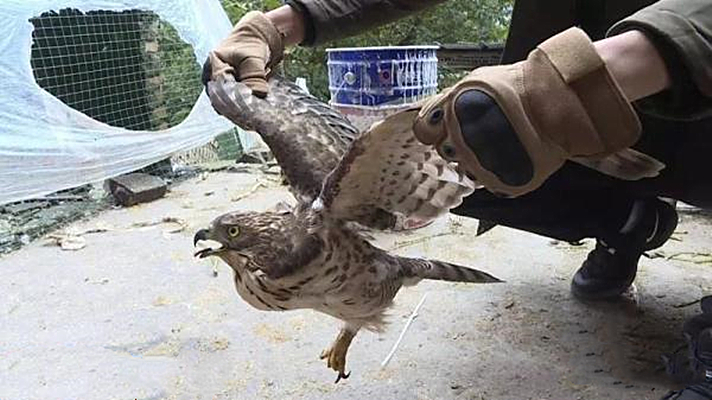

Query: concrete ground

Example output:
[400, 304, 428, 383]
[2, 170, 712, 400]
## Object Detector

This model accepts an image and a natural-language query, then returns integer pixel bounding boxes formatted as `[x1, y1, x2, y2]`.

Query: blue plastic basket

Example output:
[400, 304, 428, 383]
[326, 46, 438, 107]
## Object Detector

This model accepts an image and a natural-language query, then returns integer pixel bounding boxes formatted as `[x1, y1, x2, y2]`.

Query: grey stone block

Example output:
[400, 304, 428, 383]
[106, 173, 167, 207]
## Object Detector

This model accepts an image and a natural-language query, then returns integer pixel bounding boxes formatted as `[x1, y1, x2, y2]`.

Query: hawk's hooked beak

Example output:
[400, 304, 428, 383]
[193, 228, 225, 259]
[194, 229, 209, 246]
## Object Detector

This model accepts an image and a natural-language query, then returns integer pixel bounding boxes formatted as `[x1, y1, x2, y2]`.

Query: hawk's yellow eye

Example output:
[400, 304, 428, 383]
[227, 226, 240, 237]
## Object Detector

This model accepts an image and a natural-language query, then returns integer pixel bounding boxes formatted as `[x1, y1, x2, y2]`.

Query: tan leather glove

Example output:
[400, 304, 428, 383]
[413, 28, 642, 197]
[203, 11, 284, 97]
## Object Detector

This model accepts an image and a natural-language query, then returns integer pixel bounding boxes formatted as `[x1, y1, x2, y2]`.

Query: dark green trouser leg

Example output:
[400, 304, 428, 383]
[452, 114, 712, 243]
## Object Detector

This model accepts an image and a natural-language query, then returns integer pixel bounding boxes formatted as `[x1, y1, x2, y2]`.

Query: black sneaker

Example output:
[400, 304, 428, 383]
[661, 326, 712, 400]
[662, 382, 712, 400]
[571, 198, 678, 300]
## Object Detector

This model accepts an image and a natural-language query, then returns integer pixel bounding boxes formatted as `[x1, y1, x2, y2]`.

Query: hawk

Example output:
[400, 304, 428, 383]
[194, 75, 501, 382]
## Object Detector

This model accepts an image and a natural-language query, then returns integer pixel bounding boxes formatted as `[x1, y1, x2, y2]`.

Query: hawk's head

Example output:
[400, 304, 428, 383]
[193, 211, 274, 268]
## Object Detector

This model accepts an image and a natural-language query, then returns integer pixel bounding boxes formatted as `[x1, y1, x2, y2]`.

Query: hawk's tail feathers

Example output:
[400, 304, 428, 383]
[404, 258, 502, 284]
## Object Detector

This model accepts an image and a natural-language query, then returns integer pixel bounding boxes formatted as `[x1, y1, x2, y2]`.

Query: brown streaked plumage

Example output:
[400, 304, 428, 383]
[195, 75, 501, 382]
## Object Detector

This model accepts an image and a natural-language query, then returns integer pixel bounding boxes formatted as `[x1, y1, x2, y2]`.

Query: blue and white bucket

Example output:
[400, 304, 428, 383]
[326, 46, 439, 108]
[326, 46, 438, 231]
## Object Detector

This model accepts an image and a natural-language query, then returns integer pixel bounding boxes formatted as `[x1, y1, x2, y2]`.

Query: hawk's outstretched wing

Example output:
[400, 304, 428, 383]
[207, 75, 357, 202]
[318, 108, 476, 228]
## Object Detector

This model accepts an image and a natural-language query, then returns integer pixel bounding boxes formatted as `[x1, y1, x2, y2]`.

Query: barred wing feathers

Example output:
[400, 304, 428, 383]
[319, 108, 476, 226]
[207, 75, 357, 202]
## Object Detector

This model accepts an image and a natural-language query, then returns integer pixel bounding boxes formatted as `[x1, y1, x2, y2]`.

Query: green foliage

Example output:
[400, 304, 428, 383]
[29, 9, 205, 132]
[151, 19, 204, 129]
[151, 18, 242, 159]
[221, 0, 513, 101]
[221, 0, 282, 18]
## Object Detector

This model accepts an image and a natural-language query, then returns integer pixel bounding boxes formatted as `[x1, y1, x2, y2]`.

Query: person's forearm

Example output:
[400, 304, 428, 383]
[606, 0, 712, 120]
[284, 0, 444, 46]
[595, 30, 671, 102]
[265, 5, 671, 104]
[266, 5, 306, 46]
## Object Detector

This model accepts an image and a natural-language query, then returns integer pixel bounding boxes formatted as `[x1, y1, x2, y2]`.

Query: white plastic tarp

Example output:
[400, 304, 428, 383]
[0, 0, 262, 205]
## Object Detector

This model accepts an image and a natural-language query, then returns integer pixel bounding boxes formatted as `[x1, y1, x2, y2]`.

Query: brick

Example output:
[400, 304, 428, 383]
[106, 173, 166, 207]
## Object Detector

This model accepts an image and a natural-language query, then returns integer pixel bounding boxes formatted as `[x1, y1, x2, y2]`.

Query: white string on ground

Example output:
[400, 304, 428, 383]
[381, 292, 428, 368]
